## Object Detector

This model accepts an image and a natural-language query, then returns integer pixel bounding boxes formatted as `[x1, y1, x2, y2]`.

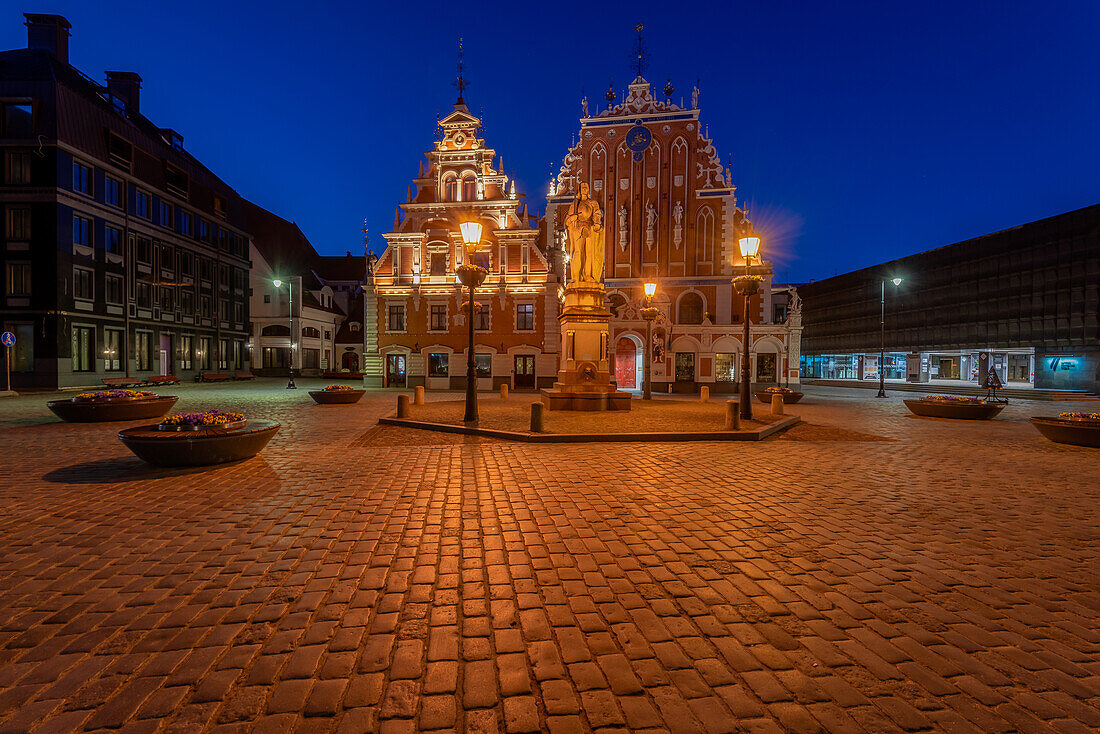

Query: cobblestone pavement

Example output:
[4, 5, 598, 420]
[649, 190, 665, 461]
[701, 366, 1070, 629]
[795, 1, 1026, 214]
[0, 380, 1097, 733]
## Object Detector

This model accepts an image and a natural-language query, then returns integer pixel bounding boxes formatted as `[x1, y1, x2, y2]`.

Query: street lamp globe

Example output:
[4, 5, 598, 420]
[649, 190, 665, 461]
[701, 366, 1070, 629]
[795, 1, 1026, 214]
[272, 279, 282, 288]
[644, 281, 657, 300]
[459, 221, 483, 248]
[738, 235, 761, 260]
[892, 277, 903, 287]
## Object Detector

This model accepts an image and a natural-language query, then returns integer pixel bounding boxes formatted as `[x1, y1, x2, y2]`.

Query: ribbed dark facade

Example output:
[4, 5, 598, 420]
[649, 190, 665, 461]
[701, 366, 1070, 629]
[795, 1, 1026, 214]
[1, 14, 252, 389]
[798, 204, 1100, 392]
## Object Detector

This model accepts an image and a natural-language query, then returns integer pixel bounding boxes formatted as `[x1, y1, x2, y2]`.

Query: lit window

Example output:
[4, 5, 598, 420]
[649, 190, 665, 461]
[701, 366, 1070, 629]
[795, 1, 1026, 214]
[517, 303, 534, 331]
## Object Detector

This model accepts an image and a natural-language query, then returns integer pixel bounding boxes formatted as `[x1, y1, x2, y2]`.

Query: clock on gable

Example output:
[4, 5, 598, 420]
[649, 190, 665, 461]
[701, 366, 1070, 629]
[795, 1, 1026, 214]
[625, 124, 651, 161]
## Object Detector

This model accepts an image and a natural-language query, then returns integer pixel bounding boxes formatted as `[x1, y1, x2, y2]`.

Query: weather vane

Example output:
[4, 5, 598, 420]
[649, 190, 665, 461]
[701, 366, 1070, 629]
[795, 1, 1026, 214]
[631, 23, 649, 79]
[454, 37, 467, 103]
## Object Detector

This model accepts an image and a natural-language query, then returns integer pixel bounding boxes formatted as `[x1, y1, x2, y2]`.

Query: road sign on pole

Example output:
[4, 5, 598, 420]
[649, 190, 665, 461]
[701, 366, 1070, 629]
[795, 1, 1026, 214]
[1, 331, 13, 395]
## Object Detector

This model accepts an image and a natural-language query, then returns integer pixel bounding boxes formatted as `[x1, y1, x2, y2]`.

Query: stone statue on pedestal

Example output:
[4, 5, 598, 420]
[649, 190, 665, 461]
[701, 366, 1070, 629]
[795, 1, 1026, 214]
[565, 182, 605, 284]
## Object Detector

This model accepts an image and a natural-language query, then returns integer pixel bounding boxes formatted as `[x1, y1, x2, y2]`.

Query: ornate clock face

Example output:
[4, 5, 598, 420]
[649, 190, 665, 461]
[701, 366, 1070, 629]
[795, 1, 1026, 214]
[625, 124, 652, 152]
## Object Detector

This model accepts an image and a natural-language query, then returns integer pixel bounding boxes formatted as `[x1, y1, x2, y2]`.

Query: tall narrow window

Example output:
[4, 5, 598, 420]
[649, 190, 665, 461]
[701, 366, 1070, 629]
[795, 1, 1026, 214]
[105, 225, 121, 254]
[6, 207, 30, 240]
[6, 262, 31, 296]
[462, 176, 477, 202]
[73, 215, 91, 247]
[73, 161, 91, 194]
[180, 335, 193, 370]
[429, 304, 447, 331]
[388, 304, 406, 331]
[73, 268, 93, 300]
[136, 332, 151, 371]
[517, 303, 534, 331]
[444, 178, 458, 202]
[104, 176, 122, 207]
[5, 151, 31, 184]
[104, 329, 123, 371]
[71, 326, 94, 372]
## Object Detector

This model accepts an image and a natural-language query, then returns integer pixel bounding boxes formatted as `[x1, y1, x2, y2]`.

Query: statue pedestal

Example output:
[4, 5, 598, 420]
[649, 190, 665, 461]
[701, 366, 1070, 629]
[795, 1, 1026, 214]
[541, 283, 631, 411]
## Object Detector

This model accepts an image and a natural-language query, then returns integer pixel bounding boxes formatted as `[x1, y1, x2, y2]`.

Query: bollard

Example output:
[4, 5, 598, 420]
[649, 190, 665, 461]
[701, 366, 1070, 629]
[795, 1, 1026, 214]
[397, 394, 410, 418]
[500, 383, 509, 399]
[414, 385, 425, 405]
[530, 402, 545, 433]
[771, 393, 784, 415]
[725, 400, 740, 430]
[700, 385, 710, 403]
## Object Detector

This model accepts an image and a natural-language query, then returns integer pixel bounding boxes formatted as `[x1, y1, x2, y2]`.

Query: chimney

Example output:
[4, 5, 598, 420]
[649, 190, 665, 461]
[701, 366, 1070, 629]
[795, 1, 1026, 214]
[24, 13, 71, 64]
[105, 71, 142, 114]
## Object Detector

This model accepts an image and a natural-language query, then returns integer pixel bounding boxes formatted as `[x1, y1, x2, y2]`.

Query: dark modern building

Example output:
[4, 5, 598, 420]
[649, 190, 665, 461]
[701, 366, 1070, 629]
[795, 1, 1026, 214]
[1, 14, 252, 389]
[798, 204, 1099, 394]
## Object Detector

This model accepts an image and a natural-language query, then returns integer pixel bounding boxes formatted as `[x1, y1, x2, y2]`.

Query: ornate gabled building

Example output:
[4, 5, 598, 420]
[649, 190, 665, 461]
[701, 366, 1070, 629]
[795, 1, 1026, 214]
[545, 76, 801, 393]
[361, 100, 557, 390]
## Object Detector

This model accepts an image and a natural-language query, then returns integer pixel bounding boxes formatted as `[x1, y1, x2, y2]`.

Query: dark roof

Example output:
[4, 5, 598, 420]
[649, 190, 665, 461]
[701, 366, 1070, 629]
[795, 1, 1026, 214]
[243, 199, 321, 277]
[315, 254, 365, 282]
[334, 290, 365, 343]
[301, 289, 345, 316]
[0, 48, 243, 207]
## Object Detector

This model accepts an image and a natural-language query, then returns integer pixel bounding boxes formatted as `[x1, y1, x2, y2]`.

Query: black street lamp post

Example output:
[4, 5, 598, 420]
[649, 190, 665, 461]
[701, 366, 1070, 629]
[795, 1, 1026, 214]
[641, 282, 657, 400]
[273, 278, 296, 389]
[456, 221, 486, 423]
[733, 235, 762, 421]
[877, 277, 903, 398]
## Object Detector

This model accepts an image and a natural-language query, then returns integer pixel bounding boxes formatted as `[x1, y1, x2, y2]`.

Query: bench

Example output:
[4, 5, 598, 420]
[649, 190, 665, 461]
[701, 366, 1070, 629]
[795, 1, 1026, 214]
[233, 371, 255, 380]
[198, 373, 231, 382]
[102, 377, 150, 388]
[149, 375, 180, 385]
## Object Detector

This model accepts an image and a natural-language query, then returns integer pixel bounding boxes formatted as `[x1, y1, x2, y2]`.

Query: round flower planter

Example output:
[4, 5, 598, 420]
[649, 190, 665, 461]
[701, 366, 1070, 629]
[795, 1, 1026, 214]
[118, 420, 280, 467]
[309, 389, 366, 405]
[47, 395, 178, 423]
[1029, 417, 1100, 448]
[755, 390, 804, 405]
[903, 399, 1005, 420]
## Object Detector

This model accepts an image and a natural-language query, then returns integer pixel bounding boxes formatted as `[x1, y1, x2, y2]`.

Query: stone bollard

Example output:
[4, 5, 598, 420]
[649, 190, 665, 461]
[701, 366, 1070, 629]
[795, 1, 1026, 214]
[530, 402, 545, 433]
[725, 400, 740, 430]
[414, 385, 425, 405]
[500, 383, 509, 399]
[397, 394, 410, 418]
[771, 393, 784, 415]
[700, 385, 710, 403]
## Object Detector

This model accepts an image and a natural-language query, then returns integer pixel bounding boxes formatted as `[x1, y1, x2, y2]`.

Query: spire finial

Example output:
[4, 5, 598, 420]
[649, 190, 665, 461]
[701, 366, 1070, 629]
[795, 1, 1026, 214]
[454, 37, 467, 104]
[631, 23, 648, 79]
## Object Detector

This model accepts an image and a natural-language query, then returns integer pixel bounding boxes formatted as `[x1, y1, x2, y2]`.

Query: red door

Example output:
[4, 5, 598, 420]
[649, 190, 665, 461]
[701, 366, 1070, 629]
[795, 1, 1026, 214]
[514, 355, 536, 389]
[615, 338, 636, 388]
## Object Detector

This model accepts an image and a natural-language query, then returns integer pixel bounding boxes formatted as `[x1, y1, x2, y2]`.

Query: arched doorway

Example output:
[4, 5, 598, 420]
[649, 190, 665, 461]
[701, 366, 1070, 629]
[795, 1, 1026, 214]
[614, 336, 643, 390]
[341, 352, 359, 372]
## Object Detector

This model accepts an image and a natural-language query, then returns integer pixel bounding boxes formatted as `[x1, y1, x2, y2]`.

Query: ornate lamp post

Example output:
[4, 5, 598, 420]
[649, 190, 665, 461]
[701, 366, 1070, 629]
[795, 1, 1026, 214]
[456, 221, 486, 423]
[877, 277, 903, 398]
[641, 282, 657, 400]
[733, 235, 762, 420]
[272, 278, 296, 389]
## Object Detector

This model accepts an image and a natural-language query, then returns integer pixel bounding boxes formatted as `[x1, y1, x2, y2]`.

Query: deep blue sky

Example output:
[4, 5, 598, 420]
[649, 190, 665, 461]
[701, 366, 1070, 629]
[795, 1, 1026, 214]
[7, 1, 1098, 281]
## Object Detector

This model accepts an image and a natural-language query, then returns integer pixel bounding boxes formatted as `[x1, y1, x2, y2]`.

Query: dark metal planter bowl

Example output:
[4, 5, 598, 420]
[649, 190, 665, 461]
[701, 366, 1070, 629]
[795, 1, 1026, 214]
[1030, 418, 1100, 448]
[904, 399, 1005, 420]
[118, 420, 280, 466]
[47, 396, 178, 422]
[309, 389, 366, 405]
[755, 391, 804, 405]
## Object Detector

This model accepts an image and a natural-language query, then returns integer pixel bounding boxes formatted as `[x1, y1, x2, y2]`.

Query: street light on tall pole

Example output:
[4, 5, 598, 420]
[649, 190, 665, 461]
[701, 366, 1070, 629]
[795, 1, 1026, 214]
[272, 278, 296, 389]
[734, 235, 762, 421]
[641, 282, 657, 400]
[877, 277, 903, 398]
[456, 220, 486, 423]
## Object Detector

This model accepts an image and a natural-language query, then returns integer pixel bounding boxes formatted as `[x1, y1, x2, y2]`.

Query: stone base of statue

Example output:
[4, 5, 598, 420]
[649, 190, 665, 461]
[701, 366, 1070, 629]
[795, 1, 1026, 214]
[542, 283, 632, 411]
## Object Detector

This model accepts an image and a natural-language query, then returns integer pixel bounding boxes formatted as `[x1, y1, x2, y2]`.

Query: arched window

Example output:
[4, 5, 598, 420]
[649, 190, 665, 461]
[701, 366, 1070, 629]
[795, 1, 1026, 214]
[678, 293, 704, 325]
[462, 176, 477, 202]
[261, 324, 290, 336]
[349, 322, 360, 332]
[302, 326, 320, 338]
[608, 294, 627, 317]
[443, 178, 458, 202]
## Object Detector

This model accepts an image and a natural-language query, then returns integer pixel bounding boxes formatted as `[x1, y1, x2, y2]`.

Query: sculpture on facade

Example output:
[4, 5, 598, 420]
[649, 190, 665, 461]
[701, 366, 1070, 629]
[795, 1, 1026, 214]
[618, 204, 628, 251]
[672, 201, 683, 247]
[645, 202, 657, 249]
[564, 182, 605, 284]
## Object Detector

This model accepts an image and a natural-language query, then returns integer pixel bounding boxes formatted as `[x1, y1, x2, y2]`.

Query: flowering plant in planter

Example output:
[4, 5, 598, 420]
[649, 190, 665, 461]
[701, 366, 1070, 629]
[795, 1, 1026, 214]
[74, 389, 156, 400]
[160, 410, 245, 428]
[1058, 412, 1100, 421]
[323, 384, 355, 391]
[921, 395, 985, 403]
[765, 386, 792, 393]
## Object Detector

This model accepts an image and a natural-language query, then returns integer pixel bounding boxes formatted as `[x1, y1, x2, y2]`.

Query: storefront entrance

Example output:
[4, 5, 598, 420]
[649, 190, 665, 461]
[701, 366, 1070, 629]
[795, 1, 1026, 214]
[385, 354, 406, 387]
[513, 355, 535, 390]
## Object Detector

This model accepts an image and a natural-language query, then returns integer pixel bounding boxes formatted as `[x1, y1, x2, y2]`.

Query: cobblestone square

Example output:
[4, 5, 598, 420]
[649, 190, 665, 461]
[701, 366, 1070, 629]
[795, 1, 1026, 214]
[0, 380, 1097, 733]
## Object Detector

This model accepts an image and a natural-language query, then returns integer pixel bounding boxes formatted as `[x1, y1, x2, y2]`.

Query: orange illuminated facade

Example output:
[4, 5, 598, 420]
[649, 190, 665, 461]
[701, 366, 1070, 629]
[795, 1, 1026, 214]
[361, 100, 558, 390]
[545, 77, 801, 392]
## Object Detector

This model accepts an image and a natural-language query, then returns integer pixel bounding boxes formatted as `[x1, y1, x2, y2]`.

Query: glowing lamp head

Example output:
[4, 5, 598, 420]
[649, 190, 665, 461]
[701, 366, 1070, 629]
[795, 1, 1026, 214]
[892, 277, 903, 286]
[459, 221, 483, 247]
[272, 279, 283, 288]
[644, 282, 657, 299]
[738, 235, 761, 260]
